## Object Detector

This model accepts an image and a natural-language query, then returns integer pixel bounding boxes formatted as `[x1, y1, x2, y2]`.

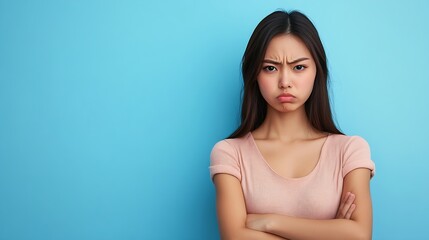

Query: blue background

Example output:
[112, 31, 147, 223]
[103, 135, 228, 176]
[1, 0, 428, 239]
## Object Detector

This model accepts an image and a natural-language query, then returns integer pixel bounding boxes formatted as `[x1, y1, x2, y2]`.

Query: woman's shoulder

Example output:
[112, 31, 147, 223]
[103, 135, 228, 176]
[211, 133, 252, 152]
[327, 134, 371, 152]
[328, 134, 368, 144]
[328, 134, 375, 176]
[210, 133, 253, 170]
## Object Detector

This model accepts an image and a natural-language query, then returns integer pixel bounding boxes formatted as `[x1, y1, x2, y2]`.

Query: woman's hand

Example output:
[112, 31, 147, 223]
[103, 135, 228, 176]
[336, 192, 356, 219]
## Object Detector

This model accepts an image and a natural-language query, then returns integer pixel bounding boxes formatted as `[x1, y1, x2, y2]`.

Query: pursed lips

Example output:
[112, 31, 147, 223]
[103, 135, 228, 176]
[277, 93, 296, 102]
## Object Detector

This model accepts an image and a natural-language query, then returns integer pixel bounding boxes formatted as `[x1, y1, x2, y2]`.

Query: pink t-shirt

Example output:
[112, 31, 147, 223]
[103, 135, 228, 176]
[209, 133, 375, 220]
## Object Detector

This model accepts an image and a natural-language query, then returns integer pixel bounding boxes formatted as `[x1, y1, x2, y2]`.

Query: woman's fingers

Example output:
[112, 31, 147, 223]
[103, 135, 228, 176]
[336, 192, 356, 219]
[344, 203, 356, 219]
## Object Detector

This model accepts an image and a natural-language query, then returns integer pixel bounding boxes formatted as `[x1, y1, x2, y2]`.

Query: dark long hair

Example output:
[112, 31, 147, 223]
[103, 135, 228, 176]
[228, 10, 343, 138]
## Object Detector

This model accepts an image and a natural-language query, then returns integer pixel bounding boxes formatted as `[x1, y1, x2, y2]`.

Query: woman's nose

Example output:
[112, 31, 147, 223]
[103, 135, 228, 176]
[278, 71, 292, 89]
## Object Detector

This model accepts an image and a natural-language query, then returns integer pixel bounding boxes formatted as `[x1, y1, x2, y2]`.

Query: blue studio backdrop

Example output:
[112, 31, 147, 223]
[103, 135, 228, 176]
[1, 0, 428, 239]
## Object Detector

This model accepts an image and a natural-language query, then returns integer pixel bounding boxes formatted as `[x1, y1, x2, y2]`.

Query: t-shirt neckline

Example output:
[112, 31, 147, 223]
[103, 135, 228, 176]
[247, 132, 330, 181]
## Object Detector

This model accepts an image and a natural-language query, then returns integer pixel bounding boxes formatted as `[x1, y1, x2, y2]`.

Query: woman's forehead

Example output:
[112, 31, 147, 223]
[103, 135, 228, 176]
[264, 34, 313, 62]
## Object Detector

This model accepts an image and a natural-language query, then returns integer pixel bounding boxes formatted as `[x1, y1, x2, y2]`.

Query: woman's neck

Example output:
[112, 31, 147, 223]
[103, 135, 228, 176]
[253, 106, 322, 142]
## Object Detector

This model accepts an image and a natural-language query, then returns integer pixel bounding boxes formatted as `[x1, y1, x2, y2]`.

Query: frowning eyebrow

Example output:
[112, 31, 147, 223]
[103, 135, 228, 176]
[263, 57, 310, 65]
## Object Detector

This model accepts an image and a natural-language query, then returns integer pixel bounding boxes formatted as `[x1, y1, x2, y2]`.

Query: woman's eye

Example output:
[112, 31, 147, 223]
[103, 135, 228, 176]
[294, 65, 306, 71]
[264, 66, 277, 72]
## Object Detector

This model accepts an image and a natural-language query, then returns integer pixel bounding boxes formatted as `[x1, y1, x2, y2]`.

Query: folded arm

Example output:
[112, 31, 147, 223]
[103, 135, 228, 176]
[246, 168, 373, 240]
[213, 173, 287, 240]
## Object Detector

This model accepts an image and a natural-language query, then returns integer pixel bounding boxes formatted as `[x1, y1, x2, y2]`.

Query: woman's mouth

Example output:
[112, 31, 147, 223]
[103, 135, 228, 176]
[277, 93, 296, 103]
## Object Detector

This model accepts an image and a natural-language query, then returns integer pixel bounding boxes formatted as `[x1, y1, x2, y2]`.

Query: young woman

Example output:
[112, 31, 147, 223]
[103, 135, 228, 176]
[210, 10, 375, 240]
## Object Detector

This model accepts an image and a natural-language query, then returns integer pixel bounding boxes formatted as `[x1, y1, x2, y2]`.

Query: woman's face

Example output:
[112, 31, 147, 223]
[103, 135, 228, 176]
[257, 34, 317, 113]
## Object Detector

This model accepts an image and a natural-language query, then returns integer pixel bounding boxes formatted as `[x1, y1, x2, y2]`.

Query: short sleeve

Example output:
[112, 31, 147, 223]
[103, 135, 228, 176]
[209, 140, 241, 181]
[342, 136, 375, 178]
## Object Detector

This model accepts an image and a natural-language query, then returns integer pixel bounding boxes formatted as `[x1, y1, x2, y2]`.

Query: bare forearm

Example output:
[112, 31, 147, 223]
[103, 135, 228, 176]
[266, 214, 370, 240]
[223, 228, 287, 240]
